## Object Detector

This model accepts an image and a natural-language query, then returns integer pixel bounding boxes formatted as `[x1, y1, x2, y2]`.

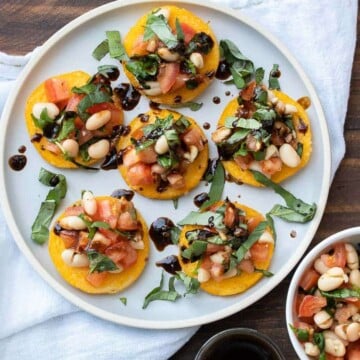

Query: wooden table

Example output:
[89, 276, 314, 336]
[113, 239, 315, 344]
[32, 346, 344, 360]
[0, 1, 358, 359]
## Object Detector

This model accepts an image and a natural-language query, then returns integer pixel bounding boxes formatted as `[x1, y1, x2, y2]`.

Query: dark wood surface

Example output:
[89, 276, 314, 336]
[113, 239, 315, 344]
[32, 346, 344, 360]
[0, 1, 359, 359]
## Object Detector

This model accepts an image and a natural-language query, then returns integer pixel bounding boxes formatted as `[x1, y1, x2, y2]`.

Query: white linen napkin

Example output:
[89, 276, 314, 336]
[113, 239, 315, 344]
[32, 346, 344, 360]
[0, 0, 357, 359]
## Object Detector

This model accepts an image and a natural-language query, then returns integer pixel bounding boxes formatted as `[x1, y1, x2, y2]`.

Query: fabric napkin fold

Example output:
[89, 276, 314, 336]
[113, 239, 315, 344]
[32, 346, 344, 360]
[0, 0, 357, 359]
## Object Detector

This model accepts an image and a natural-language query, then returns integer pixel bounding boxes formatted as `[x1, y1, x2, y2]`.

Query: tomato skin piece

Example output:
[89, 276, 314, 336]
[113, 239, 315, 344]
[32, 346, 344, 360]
[347, 340, 360, 360]
[65, 94, 84, 112]
[127, 163, 154, 186]
[247, 215, 263, 233]
[117, 212, 138, 231]
[321, 243, 347, 268]
[250, 242, 270, 262]
[298, 295, 327, 318]
[299, 268, 320, 291]
[158, 63, 180, 94]
[44, 78, 70, 103]
[180, 23, 196, 44]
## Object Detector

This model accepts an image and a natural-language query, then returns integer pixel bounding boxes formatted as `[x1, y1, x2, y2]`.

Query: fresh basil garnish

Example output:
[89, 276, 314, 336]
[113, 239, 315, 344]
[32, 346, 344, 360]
[92, 39, 110, 61]
[106, 30, 128, 61]
[31, 168, 67, 244]
[225, 116, 262, 130]
[72, 83, 97, 95]
[77, 86, 112, 120]
[125, 55, 160, 84]
[170, 101, 203, 112]
[313, 332, 326, 360]
[266, 213, 277, 242]
[289, 324, 310, 342]
[175, 271, 200, 295]
[181, 240, 208, 261]
[255, 67, 265, 84]
[32, 108, 54, 130]
[254, 268, 274, 277]
[269, 64, 281, 90]
[55, 118, 75, 143]
[142, 272, 181, 309]
[119, 297, 127, 305]
[178, 210, 225, 230]
[87, 249, 118, 273]
[320, 288, 360, 299]
[175, 18, 185, 41]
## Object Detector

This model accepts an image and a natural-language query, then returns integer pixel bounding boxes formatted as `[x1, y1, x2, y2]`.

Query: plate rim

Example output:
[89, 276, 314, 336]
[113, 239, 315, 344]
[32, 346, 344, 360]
[0, 0, 331, 329]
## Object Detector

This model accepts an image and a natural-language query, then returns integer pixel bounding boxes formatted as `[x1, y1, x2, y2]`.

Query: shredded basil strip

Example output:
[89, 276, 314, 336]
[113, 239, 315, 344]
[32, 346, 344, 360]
[173, 198, 179, 210]
[178, 210, 225, 230]
[266, 213, 277, 243]
[144, 14, 178, 49]
[321, 288, 360, 299]
[32, 108, 53, 130]
[169, 101, 203, 112]
[142, 272, 181, 309]
[269, 64, 281, 90]
[87, 250, 118, 273]
[268, 204, 315, 223]
[225, 116, 262, 130]
[289, 324, 309, 342]
[181, 240, 208, 261]
[170, 226, 181, 245]
[92, 39, 110, 61]
[175, 18, 184, 41]
[106, 30, 128, 61]
[119, 297, 127, 305]
[175, 271, 200, 295]
[236, 221, 268, 262]
[251, 170, 317, 223]
[199, 161, 225, 210]
[31, 168, 67, 244]
[313, 332, 326, 360]
[255, 67, 265, 84]
[254, 268, 274, 277]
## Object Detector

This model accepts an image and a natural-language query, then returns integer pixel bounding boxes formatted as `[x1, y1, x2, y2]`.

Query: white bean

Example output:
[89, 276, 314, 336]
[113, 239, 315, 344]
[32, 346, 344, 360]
[62, 139, 79, 158]
[59, 216, 87, 230]
[314, 258, 330, 275]
[88, 139, 110, 159]
[211, 127, 231, 143]
[275, 100, 285, 114]
[85, 110, 111, 131]
[323, 331, 346, 357]
[222, 268, 237, 279]
[314, 310, 333, 329]
[345, 243, 359, 270]
[183, 145, 198, 163]
[210, 252, 225, 265]
[154, 135, 169, 154]
[32, 102, 59, 120]
[346, 322, 360, 342]
[349, 269, 360, 288]
[284, 104, 298, 115]
[82, 190, 97, 216]
[197, 268, 210, 283]
[92, 232, 112, 247]
[265, 144, 279, 160]
[189, 52, 204, 69]
[61, 249, 89, 267]
[318, 267, 348, 291]
[279, 143, 301, 168]
[304, 342, 320, 357]
[157, 47, 180, 62]
[130, 240, 145, 250]
[143, 81, 162, 96]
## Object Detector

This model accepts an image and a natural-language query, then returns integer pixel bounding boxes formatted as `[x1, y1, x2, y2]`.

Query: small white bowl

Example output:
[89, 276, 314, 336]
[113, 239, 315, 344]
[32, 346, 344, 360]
[286, 226, 360, 359]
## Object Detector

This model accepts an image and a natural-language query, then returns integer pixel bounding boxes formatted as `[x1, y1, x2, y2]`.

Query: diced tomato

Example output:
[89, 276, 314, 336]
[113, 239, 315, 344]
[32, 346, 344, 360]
[86, 272, 108, 287]
[137, 146, 157, 164]
[127, 163, 154, 186]
[59, 230, 78, 249]
[298, 295, 327, 318]
[247, 215, 263, 233]
[65, 94, 84, 112]
[321, 243, 347, 268]
[131, 35, 150, 56]
[250, 242, 270, 262]
[167, 173, 185, 189]
[98, 228, 119, 243]
[335, 304, 357, 323]
[180, 23, 196, 44]
[43, 141, 61, 155]
[181, 127, 204, 151]
[347, 340, 360, 360]
[64, 205, 84, 216]
[95, 199, 118, 228]
[105, 241, 138, 269]
[44, 78, 70, 104]
[171, 74, 191, 91]
[325, 355, 344, 360]
[73, 116, 84, 130]
[158, 63, 180, 94]
[122, 148, 141, 168]
[240, 80, 256, 101]
[238, 259, 255, 273]
[86, 102, 114, 114]
[117, 212, 138, 231]
[299, 268, 320, 291]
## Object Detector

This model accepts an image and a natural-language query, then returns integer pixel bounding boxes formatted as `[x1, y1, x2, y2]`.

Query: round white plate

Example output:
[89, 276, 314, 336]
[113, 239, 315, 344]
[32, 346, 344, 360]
[0, 0, 330, 329]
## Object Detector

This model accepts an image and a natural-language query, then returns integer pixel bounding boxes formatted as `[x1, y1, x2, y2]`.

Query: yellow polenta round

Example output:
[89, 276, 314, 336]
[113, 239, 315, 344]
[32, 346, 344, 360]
[118, 109, 209, 199]
[179, 203, 274, 296]
[123, 5, 220, 104]
[49, 196, 149, 294]
[219, 90, 312, 186]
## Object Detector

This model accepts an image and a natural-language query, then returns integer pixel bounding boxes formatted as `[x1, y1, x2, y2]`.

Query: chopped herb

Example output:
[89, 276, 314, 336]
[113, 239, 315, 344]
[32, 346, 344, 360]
[31, 168, 67, 244]
[119, 297, 127, 305]
[175, 271, 200, 295]
[173, 198, 179, 210]
[252, 170, 317, 223]
[32, 108, 54, 130]
[87, 250, 118, 273]
[269, 64, 281, 90]
[77, 86, 112, 120]
[225, 116, 262, 130]
[157, 153, 178, 169]
[313, 332, 325, 360]
[254, 268, 274, 277]
[144, 14, 178, 49]
[55, 118, 75, 143]
[181, 240, 208, 261]
[199, 161, 225, 210]
[255, 67, 265, 84]
[320, 288, 360, 299]
[266, 213, 277, 242]
[170, 101, 203, 112]
[296, 143, 303, 158]
[170, 226, 181, 245]
[289, 324, 309, 342]
[92, 39, 109, 61]
[125, 55, 160, 84]
[72, 83, 97, 95]
[106, 30, 128, 61]
[178, 210, 225, 230]
[187, 32, 214, 55]
[175, 18, 184, 41]
[142, 272, 181, 309]
[173, 116, 191, 133]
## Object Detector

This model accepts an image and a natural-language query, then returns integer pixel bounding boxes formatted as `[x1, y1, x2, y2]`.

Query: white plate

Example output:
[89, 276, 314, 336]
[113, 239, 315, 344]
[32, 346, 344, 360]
[0, 0, 330, 329]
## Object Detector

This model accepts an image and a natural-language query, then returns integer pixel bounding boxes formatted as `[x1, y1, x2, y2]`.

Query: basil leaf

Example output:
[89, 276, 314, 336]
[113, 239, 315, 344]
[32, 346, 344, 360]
[170, 226, 181, 245]
[269, 64, 281, 90]
[173, 116, 191, 133]
[55, 118, 75, 143]
[230, 65, 246, 89]
[269, 204, 315, 223]
[226, 129, 251, 144]
[32, 108, 54, 130]
[125, 55, 160, 83]
[175, 271, 200, 295]
[236, 221, 268, 262]
[200, 161, 225, 210]
[254, 268, 274, 277]
[173, 198, 179, 210]
[170, 101, 203, 112]
[252, 109, 276, 123]
[266, 213, 277, 242]
[157, 153, 178, 169]
[220, 39, 252, 63]
[144, 14, 178, 49]
[296, 143, 303, 158]
[72, 83, 97, 95]
[119, 297, 127, 305]
[175, 18, 184, 41]
[181, 240, 208, 261]
[251, 170, 317, 222]
[320, 288, 360, 299]
[77, 87, 112, 120]
[92, 39, 109, 61]
[164, 129, 180, 148]
[135, 138, 155, 153]
[142, 272, 181, 309]
[31, 168, 67, 244]
[255, 67, 265, 84]
[178, 211, 225, 230]
[289, 324, 309, 342]
[225, 116, 262, 130]
[313, 332, 325, 359]
[106, 30, 128, 61]
[87, 250, 118, 273]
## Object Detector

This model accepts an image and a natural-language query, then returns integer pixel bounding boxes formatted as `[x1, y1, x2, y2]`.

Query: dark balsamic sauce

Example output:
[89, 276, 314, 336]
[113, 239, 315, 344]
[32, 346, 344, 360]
[215, 60, 231, 80]
[49, 175, 60, 187]
[111, 189, 135, 201]
[149, 101, 160, 110]
[138, 113, 150, 123]
[114, 83, 141, 111]
[194, 192, 209, 208]
[156, 255, 181, 275]
[31, 133, 42, 142]
[8, 155, 27, 171]
[149, 217, 176, 251]
[203, 122, 210, 130]
[18, 145, 26, 153]
[212, 96, 221, 104]
[101, 149, 122, 170]
[225, 91, 231, 96]
[202, 159, 218, 181]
